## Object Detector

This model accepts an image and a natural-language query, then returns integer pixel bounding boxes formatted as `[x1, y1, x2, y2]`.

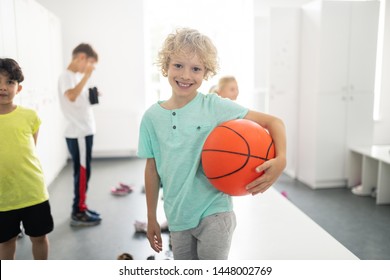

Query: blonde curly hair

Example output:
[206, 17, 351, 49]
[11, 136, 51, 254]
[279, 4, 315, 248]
[156, 28, 219, 80]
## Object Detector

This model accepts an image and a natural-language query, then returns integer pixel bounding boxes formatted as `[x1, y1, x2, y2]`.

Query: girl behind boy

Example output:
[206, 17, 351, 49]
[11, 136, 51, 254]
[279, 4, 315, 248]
[217, 75, 239, 100]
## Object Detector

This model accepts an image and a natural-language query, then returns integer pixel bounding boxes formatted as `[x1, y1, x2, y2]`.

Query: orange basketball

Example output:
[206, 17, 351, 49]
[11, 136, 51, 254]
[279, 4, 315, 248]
[201, 119, 275, 196]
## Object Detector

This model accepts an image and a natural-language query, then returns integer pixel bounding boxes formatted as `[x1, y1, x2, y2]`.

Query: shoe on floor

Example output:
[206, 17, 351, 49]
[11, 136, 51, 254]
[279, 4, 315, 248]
[119, 183, 134, 192]
[351, 185, 371, 196]
[111, 186, 130, 196]
[111, 184, 133, 196]
[86, 209, 100, 217]
[134, 220, 147, 233]
[70, 211, 101, 227]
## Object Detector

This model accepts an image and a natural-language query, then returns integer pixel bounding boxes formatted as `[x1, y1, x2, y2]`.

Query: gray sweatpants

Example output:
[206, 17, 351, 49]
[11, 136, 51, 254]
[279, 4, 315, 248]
[170, 211, 236, 260]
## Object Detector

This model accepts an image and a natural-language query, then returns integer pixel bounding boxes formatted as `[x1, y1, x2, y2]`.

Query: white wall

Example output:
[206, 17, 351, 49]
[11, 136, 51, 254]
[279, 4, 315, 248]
[0, 0, 18, 58]
[253, 0, 311, 113]
[254, 0, 312, 17]
[253, 16, 269, 113]
[253, 0, 311, 180]
[268, 7, 301, 178]
[373, 0, 390, 144]
[0, 0, 68, 186]
[36, 0, 146, 157]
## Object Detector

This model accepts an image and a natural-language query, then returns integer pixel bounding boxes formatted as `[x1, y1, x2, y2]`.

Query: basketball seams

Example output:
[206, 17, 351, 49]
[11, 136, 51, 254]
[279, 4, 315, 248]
[206, 162, 247, 180]
[213, 124, 272, 161]
[219, 125, 250, 154]
[265, 140, 275, 160]
[202, 148, 270, 162]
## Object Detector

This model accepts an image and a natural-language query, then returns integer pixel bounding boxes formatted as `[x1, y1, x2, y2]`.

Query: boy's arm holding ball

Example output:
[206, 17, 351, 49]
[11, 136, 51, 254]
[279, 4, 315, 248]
[244, 110, 287, 195]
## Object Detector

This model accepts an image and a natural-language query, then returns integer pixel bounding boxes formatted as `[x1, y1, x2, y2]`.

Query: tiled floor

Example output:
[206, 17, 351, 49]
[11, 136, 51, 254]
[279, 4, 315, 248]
[14, 157, 390, 260]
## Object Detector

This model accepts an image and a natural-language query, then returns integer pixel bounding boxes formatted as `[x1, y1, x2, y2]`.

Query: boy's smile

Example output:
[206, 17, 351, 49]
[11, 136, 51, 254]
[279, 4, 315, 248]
[176, 81, 193, 88]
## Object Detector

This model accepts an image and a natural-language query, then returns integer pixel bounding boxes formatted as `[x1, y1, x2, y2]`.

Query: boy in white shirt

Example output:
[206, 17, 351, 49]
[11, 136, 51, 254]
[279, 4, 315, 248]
[58, 43, 101, 227]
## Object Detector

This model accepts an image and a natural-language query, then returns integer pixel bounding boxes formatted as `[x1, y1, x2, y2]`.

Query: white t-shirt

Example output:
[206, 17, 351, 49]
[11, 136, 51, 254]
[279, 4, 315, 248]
[58, 70, 96, 138]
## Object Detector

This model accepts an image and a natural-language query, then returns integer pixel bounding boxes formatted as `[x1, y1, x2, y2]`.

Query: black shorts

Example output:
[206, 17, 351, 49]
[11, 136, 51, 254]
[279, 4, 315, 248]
[0, 200, 54, 243]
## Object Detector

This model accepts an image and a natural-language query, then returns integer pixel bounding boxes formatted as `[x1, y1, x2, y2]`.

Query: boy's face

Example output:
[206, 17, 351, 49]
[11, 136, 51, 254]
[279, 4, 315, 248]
[76, 53, 97, 73]
[0, 72, 22, 106]
[167, 52, 205, 100]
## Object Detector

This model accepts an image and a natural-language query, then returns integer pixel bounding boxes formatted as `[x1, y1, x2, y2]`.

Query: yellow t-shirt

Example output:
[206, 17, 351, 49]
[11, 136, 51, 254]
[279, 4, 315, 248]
[0, 106, 48, 211]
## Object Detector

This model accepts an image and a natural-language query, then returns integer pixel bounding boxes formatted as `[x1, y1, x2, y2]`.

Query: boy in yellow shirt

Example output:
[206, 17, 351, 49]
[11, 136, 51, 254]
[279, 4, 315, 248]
[0, 58, 54, 259]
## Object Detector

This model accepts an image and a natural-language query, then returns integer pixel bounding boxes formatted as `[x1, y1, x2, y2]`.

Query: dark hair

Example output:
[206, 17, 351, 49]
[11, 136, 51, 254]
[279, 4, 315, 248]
[117, 253, 133, 260]
[0, 58, 24, 83]
[72, 43, 99, 62]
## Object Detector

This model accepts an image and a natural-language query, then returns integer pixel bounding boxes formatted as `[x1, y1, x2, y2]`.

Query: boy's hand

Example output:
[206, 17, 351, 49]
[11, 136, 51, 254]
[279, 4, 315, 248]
[245, 156, 286, 196]
[84, 63, 95, 78]
[147, 220, 163, 253]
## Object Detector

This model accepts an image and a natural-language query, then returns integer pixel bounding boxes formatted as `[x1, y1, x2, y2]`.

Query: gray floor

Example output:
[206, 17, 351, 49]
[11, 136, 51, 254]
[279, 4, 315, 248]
[273, 175, 390, 260]
[15, 157, 390, 260]
[16, 157, 171, 260]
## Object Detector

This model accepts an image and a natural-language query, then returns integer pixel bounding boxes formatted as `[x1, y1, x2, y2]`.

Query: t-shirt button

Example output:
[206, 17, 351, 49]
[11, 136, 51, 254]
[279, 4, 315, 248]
[172, 112, 176, 116]
[173, 125, 176, 129]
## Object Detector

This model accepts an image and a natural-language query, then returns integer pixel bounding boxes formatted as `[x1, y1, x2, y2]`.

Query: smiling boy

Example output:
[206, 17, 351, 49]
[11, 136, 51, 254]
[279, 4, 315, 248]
[138, 28, 286, 260]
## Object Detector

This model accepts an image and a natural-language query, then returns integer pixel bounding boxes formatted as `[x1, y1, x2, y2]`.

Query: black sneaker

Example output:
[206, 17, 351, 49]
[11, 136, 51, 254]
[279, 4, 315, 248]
[86, 209, 100, 217]
[70, 211, 101, 227]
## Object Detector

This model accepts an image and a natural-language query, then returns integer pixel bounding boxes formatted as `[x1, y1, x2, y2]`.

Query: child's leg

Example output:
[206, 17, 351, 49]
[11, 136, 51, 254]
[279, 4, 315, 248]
[30, 235, 49, 260]
[85, 135, 94, 190]
[170, 229, 199, 260]
[22, 201, 54, 259]
[194, 211, 236, 260]
[66, 138, 85, 213]
[170, 212, 236, 260]
[0, 209, 22, 260]
[66, 136, 94, 213]
[0, 236, 17, 260]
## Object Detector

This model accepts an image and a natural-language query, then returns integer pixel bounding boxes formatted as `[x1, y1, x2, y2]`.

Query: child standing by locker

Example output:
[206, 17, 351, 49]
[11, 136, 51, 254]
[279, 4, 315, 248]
[0, 58, 54, 259]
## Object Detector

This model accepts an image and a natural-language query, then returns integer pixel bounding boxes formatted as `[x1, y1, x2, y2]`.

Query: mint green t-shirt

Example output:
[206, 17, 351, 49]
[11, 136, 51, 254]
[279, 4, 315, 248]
[138, 93, 249, 231]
